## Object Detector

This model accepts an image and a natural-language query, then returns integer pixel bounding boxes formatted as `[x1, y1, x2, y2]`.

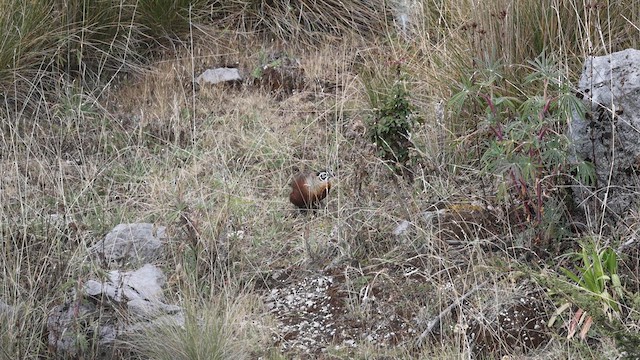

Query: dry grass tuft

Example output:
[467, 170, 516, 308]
[129, 291, 268, 360]
[211, 0, 392, 43]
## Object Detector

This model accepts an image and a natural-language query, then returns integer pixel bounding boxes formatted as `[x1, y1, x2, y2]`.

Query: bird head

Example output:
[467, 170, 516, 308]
[316, 169, 335, 182]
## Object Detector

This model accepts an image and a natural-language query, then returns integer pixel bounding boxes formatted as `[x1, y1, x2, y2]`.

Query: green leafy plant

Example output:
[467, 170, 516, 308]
[251, 51, 275, 79]
[449, 53, 594, 231]
[542, 240, 627, 343]
[366, 71, 422, 173]
[561, 242, 624, 321]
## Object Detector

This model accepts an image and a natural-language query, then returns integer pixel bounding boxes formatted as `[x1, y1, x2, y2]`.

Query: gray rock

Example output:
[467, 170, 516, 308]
[0, 299, 15, 320]
[48, 264, 183, 357]
[89, 223, 166, 267]
[393, 0, 419, 38]
[570, 48, 640, 216]
[393, 220, 411, 236]
[84, 264, 165, 305]
[48, 224, 183, 358]
[196, 67, 242, 86]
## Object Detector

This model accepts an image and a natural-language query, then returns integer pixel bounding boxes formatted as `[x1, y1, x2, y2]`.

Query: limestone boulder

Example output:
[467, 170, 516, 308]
[89, 223, 166, 267]
[48, 224, 182, 358]
[570, 48, 640, 216]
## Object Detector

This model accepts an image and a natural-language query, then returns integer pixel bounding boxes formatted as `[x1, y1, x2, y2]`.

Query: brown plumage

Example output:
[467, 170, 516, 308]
[289, 170, 334, 209]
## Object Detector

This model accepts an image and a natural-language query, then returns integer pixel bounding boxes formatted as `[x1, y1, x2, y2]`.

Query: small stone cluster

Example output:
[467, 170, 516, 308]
[47, 223, 182, 358]
[467, 292, 550, 357]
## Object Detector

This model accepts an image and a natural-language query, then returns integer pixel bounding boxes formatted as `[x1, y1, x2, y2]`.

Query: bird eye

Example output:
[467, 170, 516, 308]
[317, 170, 334, 181]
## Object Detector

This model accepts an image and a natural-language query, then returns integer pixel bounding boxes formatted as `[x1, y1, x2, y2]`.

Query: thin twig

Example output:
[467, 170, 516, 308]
[415, 278, 492, 346]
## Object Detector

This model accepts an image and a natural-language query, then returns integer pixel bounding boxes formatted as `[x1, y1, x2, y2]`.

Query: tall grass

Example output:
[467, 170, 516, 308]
[210, 0, 391, 41]
[0, 0, 392, 111]
[403, 0, 639, 99]
[129, 293, 267, 360]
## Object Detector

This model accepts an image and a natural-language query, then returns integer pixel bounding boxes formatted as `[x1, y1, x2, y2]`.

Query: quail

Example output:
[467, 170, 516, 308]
[289, 170, 334, 209]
